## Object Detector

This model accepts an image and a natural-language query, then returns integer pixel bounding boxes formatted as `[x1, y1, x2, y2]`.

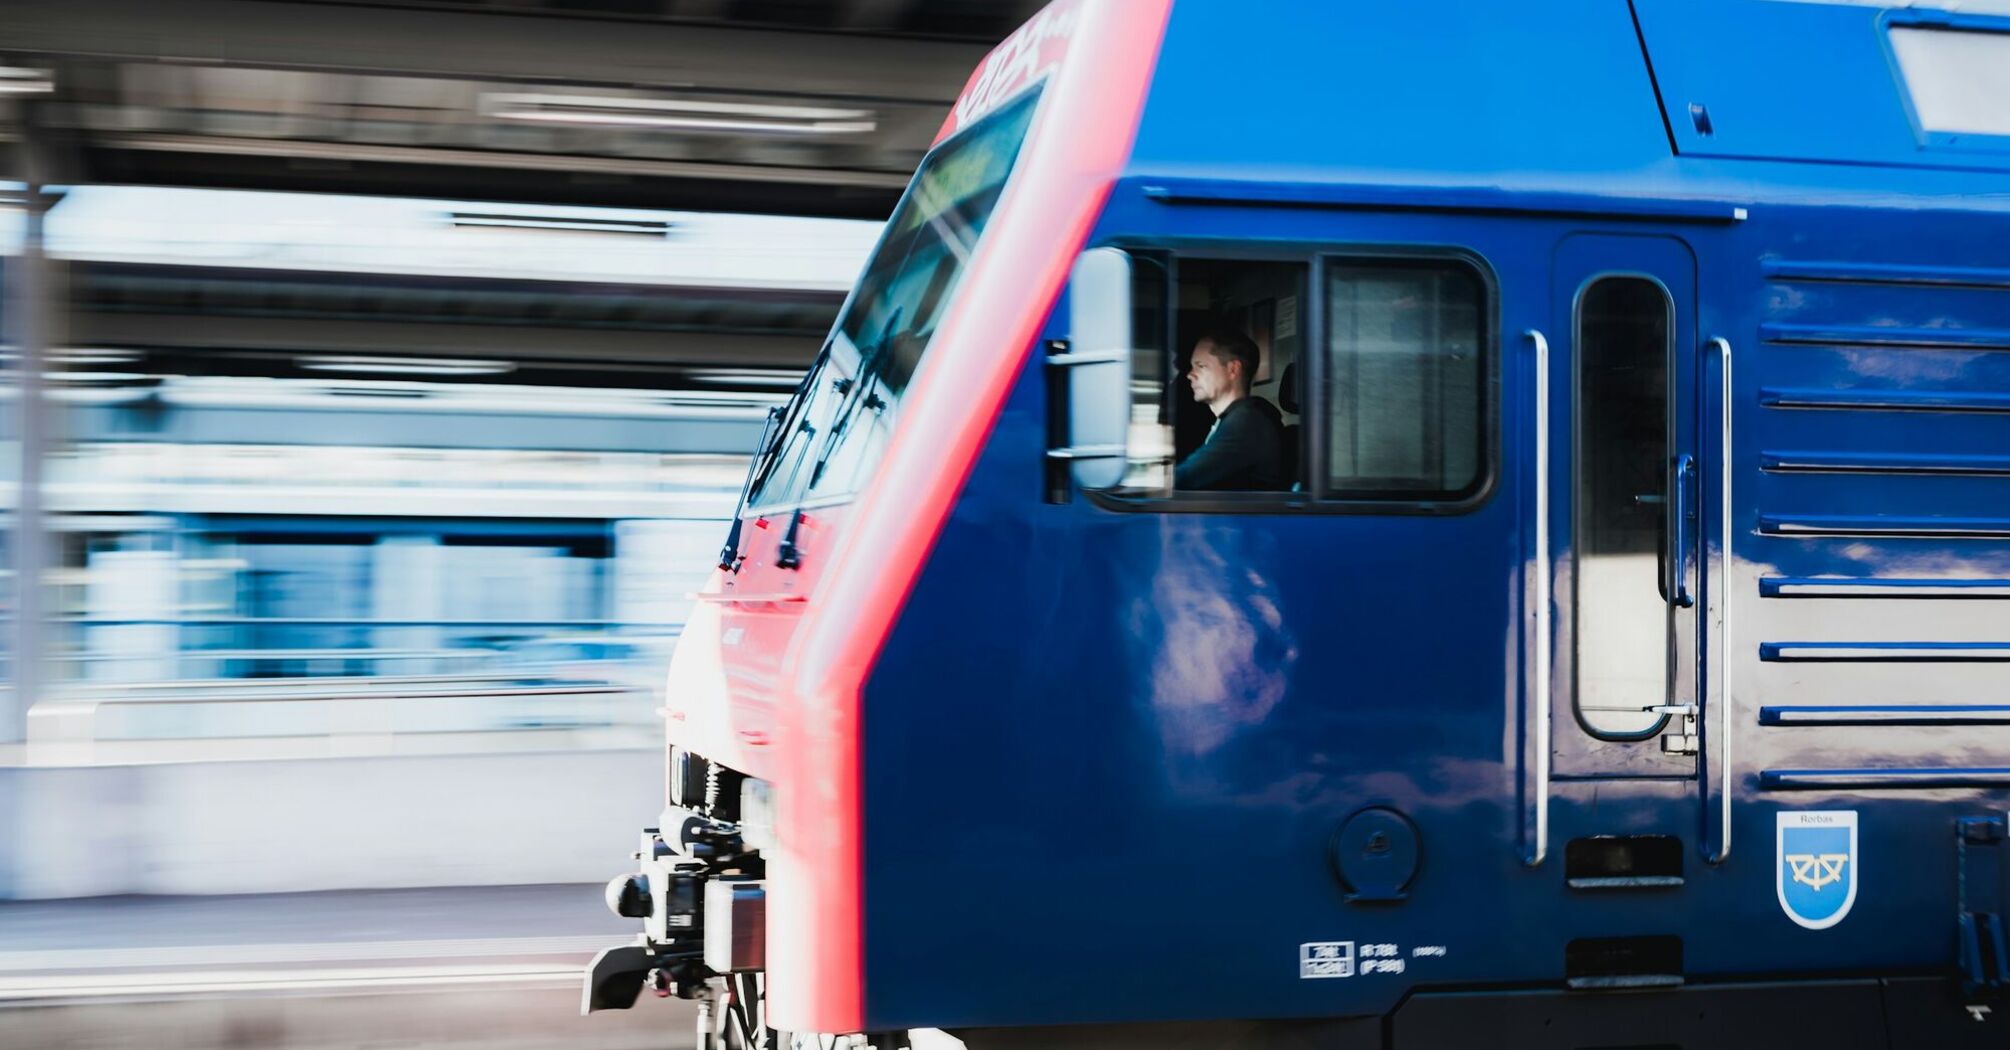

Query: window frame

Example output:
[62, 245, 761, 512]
[1882, 8, 2010, 157]
[1568, 270, 1679, 744]
[1084, 240, 1500, 517]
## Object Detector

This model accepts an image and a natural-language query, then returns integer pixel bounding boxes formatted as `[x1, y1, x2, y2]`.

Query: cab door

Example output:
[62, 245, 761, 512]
[1546, 234, 1704, 779]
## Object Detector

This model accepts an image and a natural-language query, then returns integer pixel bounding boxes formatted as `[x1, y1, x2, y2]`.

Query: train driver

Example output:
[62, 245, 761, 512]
[1174, 327, 1287, 491]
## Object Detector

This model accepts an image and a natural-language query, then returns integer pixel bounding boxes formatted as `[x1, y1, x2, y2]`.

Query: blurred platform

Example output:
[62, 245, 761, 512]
[0, 883, 696, 1048]
[0, 747, 663, 898]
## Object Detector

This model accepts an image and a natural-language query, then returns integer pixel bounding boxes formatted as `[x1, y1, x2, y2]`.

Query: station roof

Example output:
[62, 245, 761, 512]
[0, 0, 1038, 219]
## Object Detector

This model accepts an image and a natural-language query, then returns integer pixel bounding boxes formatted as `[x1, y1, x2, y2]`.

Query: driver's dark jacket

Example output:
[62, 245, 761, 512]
[1173, 396, 1287, 491]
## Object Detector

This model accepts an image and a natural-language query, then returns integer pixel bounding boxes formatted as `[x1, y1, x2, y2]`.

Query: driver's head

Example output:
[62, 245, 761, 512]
[1187, 327, 1261, 406]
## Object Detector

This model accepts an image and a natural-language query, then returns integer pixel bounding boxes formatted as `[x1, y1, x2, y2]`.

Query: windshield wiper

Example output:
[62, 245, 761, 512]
[771, 327, 900, 574]
[805, 310, 901, 493]
[774, 507, 805, 570]
[740, 364, 820, 508]
[717, 404, 786, 571]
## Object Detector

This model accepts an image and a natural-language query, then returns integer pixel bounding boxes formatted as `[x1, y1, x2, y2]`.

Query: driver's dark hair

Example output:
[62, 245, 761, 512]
[1197, 326, 1261, 387]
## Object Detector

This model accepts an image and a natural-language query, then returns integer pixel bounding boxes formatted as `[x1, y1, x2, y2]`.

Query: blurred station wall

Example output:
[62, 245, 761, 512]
[0, 0, 1036, 898]
[2, 190, 870, 897]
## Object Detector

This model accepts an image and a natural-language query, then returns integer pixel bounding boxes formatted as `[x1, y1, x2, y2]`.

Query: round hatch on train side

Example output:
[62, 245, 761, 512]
[1331, 807, 1421, 903]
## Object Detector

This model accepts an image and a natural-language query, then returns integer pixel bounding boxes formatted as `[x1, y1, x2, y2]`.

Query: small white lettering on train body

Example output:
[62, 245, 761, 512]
[1299, 941, 1355, 979]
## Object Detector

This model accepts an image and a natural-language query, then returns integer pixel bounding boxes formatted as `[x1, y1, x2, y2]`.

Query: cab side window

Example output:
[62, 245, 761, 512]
[1117, 257, 1309, 497]
[1325, 261, 1486, 501]
[1107, 251, 1491, 510]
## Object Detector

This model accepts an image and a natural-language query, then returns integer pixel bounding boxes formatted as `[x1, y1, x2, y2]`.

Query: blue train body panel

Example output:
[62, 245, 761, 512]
[589, 2, 2010, 1044]
[858, 0, 2010, 1032]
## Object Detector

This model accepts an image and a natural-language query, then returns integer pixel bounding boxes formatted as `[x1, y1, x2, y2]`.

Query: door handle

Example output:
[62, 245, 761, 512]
[1669, 453, 1697, 608]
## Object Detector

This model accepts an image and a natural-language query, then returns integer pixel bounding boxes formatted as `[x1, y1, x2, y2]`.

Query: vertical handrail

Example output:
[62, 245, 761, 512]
[1524, 328, 1552, 868]
[1709, 336, 1735, 864]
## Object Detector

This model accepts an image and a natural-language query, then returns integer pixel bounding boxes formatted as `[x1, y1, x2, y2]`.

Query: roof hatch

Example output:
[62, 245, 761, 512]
[1633, 0, 2010, 171]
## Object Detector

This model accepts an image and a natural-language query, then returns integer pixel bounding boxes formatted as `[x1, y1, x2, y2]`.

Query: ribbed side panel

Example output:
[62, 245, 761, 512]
[1749, 260, 2010, 791]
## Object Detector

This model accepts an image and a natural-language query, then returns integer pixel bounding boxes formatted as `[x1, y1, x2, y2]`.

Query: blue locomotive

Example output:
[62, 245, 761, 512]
[584, 2, 2010, 1046]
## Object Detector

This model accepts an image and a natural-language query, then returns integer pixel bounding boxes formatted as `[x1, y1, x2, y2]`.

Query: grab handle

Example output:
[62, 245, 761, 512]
[1524, 328, 1553, 868]
[1707, 336, 1735, 865]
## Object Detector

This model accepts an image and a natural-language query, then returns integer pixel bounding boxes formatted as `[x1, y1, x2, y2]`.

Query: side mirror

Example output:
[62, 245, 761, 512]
[1053, 247, 1132, 490]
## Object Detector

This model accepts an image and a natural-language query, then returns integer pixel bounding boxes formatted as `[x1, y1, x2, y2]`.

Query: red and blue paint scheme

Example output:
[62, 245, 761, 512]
[662, 1, 1170, 1033]
[602, 2, 2010, 1046]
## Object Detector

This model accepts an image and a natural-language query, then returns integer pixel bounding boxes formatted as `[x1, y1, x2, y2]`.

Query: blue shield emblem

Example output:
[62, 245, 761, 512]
[1776, 810, 1858, 930]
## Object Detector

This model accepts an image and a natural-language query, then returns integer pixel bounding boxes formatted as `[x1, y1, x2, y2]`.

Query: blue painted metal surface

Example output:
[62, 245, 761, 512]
[824, 0, 2010, 1033]
[1637, 0, 2010, 174]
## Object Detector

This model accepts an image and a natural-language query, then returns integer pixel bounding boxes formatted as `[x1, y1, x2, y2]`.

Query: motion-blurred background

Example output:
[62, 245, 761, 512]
[0, 2, 1036, 1045]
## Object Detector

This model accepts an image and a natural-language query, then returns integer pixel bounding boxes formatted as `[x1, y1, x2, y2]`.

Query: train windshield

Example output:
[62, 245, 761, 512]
[744, 88, 1041, 512]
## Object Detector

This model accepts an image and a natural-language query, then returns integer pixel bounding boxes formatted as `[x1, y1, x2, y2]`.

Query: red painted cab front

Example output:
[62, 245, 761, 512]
[618, 0, 1171, 1038]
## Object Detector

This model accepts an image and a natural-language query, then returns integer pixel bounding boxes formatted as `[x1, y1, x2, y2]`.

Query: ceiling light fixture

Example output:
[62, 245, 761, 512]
[296, 355, 516, 377]
[448, 211, 674, 236]
[48, 348, 145, 366]
[0, 67, 54, 96]
[679, 368, 806, 390]
[483, 93, 877, 136]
